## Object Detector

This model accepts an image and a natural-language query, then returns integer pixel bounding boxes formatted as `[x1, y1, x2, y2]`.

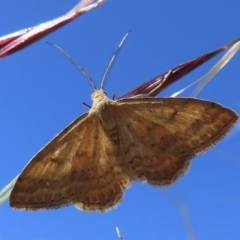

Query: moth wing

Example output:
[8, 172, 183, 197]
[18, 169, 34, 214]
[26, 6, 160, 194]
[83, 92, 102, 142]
[111, 97, 238, 185]
[10, 112, 129, 211]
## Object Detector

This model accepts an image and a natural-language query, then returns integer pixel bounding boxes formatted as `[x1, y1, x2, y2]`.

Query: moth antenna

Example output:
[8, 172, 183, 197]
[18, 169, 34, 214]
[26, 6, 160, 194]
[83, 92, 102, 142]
[46, 42, 97, 90]
[100, 31, 130, 90]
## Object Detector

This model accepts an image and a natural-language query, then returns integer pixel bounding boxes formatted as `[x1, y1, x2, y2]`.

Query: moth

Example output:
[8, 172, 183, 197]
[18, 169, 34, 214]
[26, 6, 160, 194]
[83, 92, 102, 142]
[10, 36, 239, 212]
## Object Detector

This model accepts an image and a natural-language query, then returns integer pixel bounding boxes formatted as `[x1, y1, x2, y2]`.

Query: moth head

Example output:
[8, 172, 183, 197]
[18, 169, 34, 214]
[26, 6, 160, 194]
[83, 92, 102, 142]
[91, 89, 108, 105]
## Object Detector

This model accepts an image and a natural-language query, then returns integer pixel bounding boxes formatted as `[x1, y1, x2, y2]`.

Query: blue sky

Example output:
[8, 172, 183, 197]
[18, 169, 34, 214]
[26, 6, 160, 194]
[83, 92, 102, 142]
[1, 0, 240, 239]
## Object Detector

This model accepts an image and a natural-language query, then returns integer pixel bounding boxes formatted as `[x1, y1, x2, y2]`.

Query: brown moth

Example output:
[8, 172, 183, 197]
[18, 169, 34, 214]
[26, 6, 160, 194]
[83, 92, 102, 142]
[10, 90, 238, 211]
[10, 36, 239, 212]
